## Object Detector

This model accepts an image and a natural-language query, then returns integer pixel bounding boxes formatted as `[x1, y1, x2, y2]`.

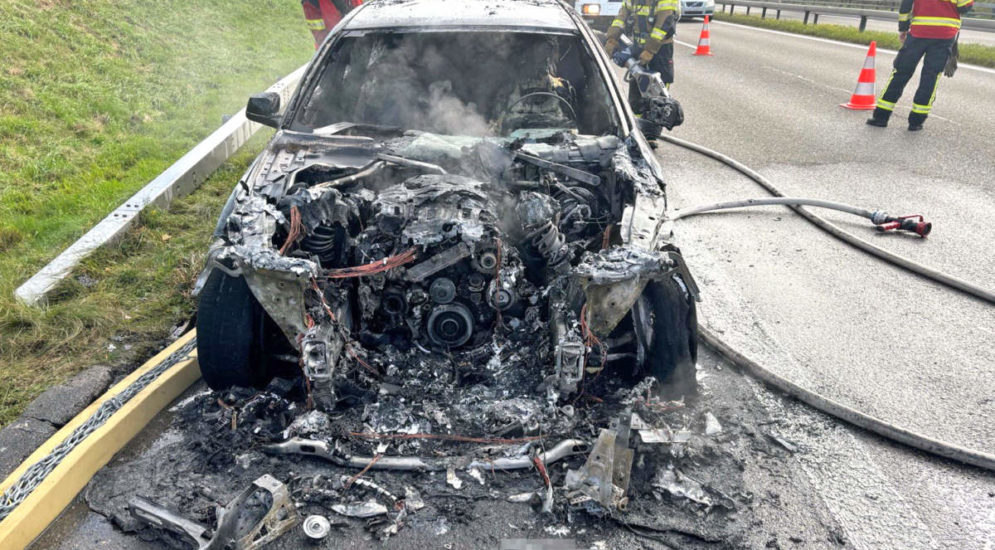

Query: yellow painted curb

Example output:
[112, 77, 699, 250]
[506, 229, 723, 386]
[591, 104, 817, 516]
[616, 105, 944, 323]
[0, 330, 201, 550]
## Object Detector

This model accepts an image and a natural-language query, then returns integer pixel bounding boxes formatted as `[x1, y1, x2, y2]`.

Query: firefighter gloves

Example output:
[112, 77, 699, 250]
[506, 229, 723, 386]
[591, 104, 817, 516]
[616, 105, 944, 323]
[604, 37, 620, 56]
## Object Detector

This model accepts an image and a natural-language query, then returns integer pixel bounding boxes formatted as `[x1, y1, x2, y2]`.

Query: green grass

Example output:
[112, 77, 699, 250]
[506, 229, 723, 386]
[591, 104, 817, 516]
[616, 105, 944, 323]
[0, 0, 313, 425]
[712, 12, 995, 68]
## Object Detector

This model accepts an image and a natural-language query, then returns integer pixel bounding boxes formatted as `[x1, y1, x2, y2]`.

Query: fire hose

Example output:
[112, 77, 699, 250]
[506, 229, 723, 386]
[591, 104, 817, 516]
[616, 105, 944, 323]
[671, 197, 931, 237]
[662, 133, 995, 304]
[661, 133, 995, 472]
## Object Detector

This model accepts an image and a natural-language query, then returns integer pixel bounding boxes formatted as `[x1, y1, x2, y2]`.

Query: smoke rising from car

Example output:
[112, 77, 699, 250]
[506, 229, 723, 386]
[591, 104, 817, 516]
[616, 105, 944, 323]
[301, 32, 575, 137]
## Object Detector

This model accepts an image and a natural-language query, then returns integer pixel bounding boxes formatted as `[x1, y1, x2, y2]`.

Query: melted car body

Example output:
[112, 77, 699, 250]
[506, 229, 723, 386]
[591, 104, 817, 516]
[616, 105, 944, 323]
[197, 0, 699, 412]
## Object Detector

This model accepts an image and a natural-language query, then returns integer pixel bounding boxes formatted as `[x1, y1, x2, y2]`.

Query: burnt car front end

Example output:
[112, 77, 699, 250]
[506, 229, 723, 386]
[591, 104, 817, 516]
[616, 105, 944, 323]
[197, 1, 699, 422]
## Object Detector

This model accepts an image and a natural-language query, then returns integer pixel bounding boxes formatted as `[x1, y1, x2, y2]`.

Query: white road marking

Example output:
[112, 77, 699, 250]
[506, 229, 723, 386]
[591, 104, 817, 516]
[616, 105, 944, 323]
[709, 20, 995, 76]
[677, 33, 960, 123]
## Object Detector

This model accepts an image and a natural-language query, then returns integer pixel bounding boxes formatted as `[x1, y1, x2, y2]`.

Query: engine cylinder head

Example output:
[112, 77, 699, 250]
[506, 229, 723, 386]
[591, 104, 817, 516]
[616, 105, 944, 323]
[427, 303, 474, 348]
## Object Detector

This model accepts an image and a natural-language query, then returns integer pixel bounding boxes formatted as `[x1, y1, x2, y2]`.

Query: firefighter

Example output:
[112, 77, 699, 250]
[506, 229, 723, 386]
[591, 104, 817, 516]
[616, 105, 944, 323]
[602, 0, 681, 110]
[301, 0, 360, 49]
[866, 0, 973, 130]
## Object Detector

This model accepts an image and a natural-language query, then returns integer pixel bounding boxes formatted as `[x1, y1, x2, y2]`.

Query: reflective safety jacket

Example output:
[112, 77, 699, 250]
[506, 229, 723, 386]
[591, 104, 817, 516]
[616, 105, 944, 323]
[302, 0, 361, 48]
[899, 0, 974, 39]
[606, 0, 681, 55]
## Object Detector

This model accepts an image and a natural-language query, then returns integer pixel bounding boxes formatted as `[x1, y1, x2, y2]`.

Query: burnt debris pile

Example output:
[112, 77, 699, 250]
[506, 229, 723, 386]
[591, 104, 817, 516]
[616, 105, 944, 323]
[83, 366, 760, 548]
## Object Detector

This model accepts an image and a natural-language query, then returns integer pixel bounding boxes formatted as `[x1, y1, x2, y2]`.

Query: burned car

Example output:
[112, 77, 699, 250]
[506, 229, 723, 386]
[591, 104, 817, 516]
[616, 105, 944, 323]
[196, 0, 699, 417]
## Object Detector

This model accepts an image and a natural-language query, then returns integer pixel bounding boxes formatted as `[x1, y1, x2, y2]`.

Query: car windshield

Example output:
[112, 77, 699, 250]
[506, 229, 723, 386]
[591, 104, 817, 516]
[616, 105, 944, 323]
[290, 31, 619, 137]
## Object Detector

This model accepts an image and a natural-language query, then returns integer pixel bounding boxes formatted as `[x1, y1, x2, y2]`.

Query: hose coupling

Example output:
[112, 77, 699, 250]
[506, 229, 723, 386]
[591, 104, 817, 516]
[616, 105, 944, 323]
[875, 214, 931, 238]
[870, 210, 890, 225]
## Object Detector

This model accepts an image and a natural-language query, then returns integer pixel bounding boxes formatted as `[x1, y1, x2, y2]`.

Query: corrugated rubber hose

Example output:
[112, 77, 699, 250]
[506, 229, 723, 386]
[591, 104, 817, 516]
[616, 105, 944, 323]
[659, 133, 995, 472]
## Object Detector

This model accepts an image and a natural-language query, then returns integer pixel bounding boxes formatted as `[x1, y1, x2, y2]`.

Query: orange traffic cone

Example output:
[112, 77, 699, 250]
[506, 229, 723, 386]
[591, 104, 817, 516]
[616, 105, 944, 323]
[693, 16, 714, 56]
[841, 41, 877, 110]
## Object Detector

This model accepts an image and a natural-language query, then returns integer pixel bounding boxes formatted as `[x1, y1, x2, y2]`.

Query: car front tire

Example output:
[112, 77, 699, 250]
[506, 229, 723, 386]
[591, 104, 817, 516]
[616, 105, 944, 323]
[196, 270, 273, 391]
[641, 275, 698, 399]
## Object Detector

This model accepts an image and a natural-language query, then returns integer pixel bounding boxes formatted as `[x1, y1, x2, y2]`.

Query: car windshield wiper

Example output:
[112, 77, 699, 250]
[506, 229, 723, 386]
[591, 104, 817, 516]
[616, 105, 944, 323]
[312, 121, 402, 137]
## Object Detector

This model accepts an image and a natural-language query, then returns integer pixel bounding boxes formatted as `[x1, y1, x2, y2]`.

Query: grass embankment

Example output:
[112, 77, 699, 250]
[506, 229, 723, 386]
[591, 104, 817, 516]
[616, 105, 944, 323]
[712, 12, 995, 68]
[0, 0, 312, 425]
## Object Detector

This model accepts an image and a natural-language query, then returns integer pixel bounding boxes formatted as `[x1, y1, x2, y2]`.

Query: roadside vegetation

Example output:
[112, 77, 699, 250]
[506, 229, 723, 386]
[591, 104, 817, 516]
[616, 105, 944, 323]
[0, 0, 312, 425]
[712, 12, 995, 68]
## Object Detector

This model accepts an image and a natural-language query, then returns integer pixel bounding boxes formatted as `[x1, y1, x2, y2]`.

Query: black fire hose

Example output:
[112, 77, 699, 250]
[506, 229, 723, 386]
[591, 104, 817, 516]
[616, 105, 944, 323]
[660, 133, 995, 305]
[660, 133, 995, 472]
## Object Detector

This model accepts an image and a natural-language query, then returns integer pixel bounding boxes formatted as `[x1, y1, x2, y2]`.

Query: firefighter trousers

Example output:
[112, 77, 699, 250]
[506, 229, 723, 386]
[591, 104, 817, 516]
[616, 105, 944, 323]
[874, 35, 954, 125]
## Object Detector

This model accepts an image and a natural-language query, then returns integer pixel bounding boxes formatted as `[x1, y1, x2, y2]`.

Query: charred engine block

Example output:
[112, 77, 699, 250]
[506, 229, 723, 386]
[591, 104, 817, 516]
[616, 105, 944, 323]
[315, 175, 539, 353]
[254, 137, 627, 409]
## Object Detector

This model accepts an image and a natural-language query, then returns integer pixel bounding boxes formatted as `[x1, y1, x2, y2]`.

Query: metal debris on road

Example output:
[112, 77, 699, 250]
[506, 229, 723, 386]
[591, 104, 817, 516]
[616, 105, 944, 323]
[128, 474, 299, 550]
[302, 515, 332, 541]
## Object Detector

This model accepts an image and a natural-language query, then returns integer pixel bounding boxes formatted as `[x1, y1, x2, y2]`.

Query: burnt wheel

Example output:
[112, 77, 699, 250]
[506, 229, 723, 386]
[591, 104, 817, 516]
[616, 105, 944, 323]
[196, 270, 275, 390]
[637, 275, 698, 399]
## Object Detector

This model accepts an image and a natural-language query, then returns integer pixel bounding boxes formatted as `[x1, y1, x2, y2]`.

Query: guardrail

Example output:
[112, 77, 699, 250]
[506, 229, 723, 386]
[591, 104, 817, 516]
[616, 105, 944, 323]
[716, 0, 995, 32]
[14, 65, 308, 307]
[767, 0, 995, 18]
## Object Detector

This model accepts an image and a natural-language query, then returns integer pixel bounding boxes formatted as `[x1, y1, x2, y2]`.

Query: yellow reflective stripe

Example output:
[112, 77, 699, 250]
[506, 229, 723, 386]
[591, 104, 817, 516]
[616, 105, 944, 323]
[305, 18, 325, 30]
[876, 98, 896, 111]
[651, 28, 667, 40]
[911, 103, 931, 114]
[911, 16, 962, 28]
[956, 0, 972, 6]
[636, 6, 652, 15]
[876, 70, 897, 111]
[898, 13, 911, 21]
[656, 0, 680, 9]
[926, 72, 942, 110]
[611, 19, 625, 28]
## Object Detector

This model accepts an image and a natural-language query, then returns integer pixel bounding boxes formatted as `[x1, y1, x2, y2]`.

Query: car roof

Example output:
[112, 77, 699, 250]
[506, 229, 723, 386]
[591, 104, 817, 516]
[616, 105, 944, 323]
[344, 0, 577, 32]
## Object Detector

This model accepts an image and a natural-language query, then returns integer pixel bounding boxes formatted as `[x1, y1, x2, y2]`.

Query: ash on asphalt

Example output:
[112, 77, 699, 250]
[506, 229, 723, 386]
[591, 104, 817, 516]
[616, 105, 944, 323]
[35, 347, 847, 550]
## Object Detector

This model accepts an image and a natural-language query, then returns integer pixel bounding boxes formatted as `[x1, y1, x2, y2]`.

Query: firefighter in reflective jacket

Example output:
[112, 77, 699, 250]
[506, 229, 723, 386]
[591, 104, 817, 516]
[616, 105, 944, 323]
[301, 0, 360, 49]
[603, 0, 680, 110]
[867, 0, 972, 130]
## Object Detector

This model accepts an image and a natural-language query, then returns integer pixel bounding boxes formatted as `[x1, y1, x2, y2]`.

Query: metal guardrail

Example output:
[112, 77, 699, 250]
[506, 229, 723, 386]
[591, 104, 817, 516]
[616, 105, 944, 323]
[716, 0, 995, 32]
[14, 65, 308, 307]
[773, 0, 994, 18]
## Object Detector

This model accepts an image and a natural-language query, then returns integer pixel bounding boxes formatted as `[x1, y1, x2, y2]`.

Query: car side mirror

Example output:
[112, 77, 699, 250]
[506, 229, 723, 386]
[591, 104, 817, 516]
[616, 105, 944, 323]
[246, 92, 282, 128]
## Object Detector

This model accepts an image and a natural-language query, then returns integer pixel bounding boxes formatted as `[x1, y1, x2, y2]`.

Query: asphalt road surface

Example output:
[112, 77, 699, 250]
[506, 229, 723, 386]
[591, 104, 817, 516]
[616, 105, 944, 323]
[25, 22, 995, 550]
[719, 9, 995, 47]
[665, 19, 995, 549]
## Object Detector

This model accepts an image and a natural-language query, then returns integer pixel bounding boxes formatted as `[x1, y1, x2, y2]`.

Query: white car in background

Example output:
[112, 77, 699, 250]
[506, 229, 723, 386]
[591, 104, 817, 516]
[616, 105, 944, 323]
[574, 0, 622, 30]
[680, 0, 715, 19]
[574, 0, 714, 29]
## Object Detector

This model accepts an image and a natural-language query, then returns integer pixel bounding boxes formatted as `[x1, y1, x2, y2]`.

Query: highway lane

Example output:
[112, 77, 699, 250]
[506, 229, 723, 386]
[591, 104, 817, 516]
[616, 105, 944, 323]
[660, 20, 995, 549]
[719, 10, 995, 47]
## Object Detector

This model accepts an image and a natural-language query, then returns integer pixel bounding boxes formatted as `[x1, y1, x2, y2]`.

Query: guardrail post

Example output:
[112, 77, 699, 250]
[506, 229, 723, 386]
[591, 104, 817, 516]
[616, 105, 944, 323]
[746, 5, 750, 14]
[776, 9, 781, 19]
[813, 13, 820, 24]
[730, 3, 735, 14]
[859, 15, 868, 31]
[762, 6, 767, 18]
[803, 10, 810, 24]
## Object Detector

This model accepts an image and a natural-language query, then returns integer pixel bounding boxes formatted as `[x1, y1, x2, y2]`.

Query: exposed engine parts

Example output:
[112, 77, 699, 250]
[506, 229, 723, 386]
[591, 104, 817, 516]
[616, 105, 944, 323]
[203, 128, 697, 414]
